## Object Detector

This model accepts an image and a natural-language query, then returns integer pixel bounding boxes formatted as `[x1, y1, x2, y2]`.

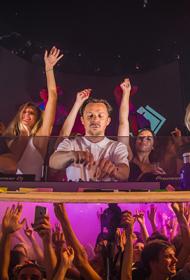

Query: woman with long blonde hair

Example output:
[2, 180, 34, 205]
[4, 46, 63, 180]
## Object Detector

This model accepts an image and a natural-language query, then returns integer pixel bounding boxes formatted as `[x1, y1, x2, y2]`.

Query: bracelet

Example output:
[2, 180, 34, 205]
[45, 68, 53, 72]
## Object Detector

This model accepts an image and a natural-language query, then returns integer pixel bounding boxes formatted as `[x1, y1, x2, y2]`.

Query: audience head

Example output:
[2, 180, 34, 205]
[13, 243, 28, 261]
[141, 239, 177, 278]
[9, 250, 28, 278]
[133, 241, 144, 263]
[133, 231, 143, 243]
[147, 231, 169, 243]
[14, 263, 43, 280]
[79, 98, 112, 136]
[135, 128, 155, 154]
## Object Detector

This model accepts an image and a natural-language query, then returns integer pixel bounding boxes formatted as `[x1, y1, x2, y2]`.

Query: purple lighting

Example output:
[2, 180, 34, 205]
[0, 201, 173, 250]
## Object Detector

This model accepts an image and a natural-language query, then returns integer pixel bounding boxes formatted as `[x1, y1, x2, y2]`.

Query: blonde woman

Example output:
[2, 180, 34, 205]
[4, 47, 63, 180]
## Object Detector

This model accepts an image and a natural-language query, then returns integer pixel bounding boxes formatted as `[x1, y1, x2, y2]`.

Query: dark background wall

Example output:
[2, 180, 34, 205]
[0, 47, 183, 135]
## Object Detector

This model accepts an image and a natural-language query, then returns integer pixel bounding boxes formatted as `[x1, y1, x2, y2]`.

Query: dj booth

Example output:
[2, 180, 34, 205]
[0, 180, 160, 192]
[0, 179, 189, 203]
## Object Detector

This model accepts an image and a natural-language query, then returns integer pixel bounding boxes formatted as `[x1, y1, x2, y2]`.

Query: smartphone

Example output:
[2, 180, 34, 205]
[33, 206, 47, 227]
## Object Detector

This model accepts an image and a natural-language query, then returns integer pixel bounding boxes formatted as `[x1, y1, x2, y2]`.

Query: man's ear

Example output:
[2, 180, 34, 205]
[80, 116, 84, 126]
[106, 117, 111, 126]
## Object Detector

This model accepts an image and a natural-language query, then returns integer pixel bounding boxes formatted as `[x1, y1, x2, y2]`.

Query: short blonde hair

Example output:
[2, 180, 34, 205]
[80, 98, 113, 117]
[185, 103, 190, 132]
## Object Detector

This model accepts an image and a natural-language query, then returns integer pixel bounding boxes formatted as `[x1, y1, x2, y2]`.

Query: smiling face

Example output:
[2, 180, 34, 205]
[135, 129, 154, 154]
[81, 102, 111, 136]
[20, 106, 38, 130]
[133, 242, 144, 262]
[150, 247, 177, 277]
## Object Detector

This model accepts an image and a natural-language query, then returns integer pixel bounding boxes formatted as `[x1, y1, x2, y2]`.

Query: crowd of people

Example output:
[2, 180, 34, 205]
[1, 202, 190, 279]
[0, 46, 190, 279]
[0, 46, 190, 182]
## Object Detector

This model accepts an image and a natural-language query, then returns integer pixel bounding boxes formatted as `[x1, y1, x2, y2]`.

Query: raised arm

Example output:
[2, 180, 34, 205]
[118, 79, 131, 138]
[135, 210, 149, 243]
[33, 214, 57, 280]
[52, 246, 75, 280]
[52, 225, 81, 279]
[118, 78, 133, 160]
[171, 202, 190, 270]
[54, 203, 102, 280]
[0, 204, 25, 280]
[121, 211, 134, 280]
[147, 204, 158, 234]
[24, 222, 44, 264]
[37, 46, 63, 136]
[59, 89, 91, 137]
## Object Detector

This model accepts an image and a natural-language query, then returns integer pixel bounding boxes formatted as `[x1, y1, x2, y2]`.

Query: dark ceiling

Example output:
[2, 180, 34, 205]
[0, 0, 190, 76]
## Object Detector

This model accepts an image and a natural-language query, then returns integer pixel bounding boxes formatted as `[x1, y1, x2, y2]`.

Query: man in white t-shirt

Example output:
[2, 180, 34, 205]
[49, 98, 129, 181]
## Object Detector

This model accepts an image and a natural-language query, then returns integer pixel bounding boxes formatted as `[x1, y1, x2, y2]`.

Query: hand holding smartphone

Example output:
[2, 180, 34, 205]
[32, 206, 47, 228]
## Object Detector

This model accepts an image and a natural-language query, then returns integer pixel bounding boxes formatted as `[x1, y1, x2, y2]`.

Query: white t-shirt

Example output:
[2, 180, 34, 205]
[56, 136, 129, 181]
[16, 138, 44, 181]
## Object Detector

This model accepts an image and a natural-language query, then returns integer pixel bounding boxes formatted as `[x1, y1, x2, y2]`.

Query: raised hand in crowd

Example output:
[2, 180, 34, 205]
[61, 246, 75, 269]
[157, 211, 168, 237]
[33, 213, 57, 280]
[44, 46, 63, 71]
[135, 210, 149, 243]
[2, 204, 25, 234]
[0, 204, 25, 280]
[165, 214, 178, 240]
[115, 228, 126, 252]
[52, 223, 81, 279]
[52, 246, 75, 280]
[121, 211, 135, 280]
[171, 202, 190, 270]
[54, 203, 102, 280]
[183, 202, 190, 225]
[24, 221, 34, 240]
[52, 223, 66, 259]
[24, 221, 44, 264]
[147, 204, 158, 233]
[118, 78, 133, 160]
[120, 78, 132, 95]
